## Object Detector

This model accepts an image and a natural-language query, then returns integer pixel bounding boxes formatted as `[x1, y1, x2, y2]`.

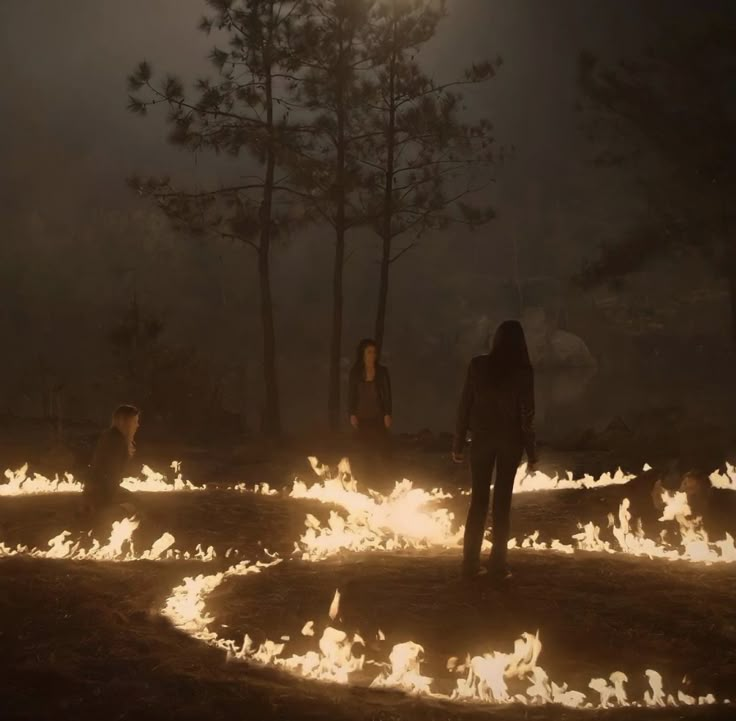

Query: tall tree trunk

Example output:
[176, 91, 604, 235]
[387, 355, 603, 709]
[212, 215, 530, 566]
[258, 224, 280, 437]
[328, 24, 347, 432]
[729, 254, 736, 346]
[329, 224, 345, 431]
[375, 235, 390, 351]
[512, 234, 524, 317]
[259, 28, 282, 438]
[374, 27, 397, 353]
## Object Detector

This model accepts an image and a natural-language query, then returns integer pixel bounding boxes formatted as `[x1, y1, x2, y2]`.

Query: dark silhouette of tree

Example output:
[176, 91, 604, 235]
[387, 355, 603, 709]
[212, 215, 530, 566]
[108, 295, 164, 404]
[577, 11, 736, 341]
[292, 0, 376, 431]
[127, 0, 311, 438]
[108, 297, 229, 438]
[361, 0, 499, 350]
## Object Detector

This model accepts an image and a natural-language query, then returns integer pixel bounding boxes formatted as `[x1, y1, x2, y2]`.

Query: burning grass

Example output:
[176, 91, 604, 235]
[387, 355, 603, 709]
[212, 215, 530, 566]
[211, 552, 736, 702]
[2, 453, 736, 719]
[2, 552, 735, 721]
[156, 461, 735, 711]
[0, 460, 203, 496]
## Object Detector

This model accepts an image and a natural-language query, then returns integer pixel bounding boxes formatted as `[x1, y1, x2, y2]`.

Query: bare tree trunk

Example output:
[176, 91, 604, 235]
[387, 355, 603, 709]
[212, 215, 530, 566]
[52, 387, 64, 444]
[258, 225, 281, 437]
[512, 234, 524, 317]
[729, 258, 736, 345]
[374, 24, 397, 353]
[259, 40, 282, 439]
[328, 22, 347, 432]
[329, 225, 345, 431]
[375, 235, 390, 351]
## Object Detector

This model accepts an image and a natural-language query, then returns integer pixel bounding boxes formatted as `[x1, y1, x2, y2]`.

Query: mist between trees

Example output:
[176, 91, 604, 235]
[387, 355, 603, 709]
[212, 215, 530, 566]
[126, 0, 499, 438]
[2, 0, 735, 446]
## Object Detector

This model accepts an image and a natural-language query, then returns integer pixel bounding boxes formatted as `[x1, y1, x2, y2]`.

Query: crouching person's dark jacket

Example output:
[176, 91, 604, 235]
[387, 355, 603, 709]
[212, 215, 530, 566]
[84, 427, 129, 504]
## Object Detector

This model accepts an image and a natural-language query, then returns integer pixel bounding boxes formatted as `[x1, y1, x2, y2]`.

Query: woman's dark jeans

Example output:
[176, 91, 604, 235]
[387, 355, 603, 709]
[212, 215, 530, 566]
[463, 440, 522, 571]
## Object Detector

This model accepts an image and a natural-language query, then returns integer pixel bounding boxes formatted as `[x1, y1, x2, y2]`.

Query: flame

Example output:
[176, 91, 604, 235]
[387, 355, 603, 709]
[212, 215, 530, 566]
[3, 452, 732, 709]
[121, 463, 204, 492]
[291, 459, 735, 566]
[291, 459, 461, 561]
[0, 461, 202, 496]
[1, 464, 81, 495]
[4, 455, 734, 499]
[0, 516, 221, 562]
[710, 462, 736, 491]
[328, 589, 340, 620]
[371, 641, 433, 695]
[161, 560, 724, 709]
[513, 463, 634, 494]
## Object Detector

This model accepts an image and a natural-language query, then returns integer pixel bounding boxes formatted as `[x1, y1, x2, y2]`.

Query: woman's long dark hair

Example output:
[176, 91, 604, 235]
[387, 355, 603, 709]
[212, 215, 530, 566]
[488, 320, 531, 371]
[352, 338, 378, 378]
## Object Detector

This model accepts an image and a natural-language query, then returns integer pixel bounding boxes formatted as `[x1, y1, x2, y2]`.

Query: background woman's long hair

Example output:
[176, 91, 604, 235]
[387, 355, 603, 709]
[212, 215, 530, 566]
[352, 338, 378, 379]
[488, 320, 532, 373]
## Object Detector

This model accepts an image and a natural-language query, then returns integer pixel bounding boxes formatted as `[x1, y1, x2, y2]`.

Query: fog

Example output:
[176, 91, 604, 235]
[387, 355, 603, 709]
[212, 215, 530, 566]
[1, 0, 733, 439]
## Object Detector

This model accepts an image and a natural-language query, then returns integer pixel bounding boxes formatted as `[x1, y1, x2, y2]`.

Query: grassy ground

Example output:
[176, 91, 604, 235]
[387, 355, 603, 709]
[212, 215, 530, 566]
[1, 450, 736, 721]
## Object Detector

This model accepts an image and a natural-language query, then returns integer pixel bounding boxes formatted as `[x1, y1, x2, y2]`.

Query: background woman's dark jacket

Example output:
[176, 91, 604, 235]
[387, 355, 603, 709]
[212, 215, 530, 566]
[347, 365, 392, 418]
[453, 355, 536, 461]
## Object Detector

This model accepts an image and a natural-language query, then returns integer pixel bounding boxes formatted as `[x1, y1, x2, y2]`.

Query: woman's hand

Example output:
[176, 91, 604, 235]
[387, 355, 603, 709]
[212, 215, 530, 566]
[350, 415, 359, 429]
[384, 415, 392, 429]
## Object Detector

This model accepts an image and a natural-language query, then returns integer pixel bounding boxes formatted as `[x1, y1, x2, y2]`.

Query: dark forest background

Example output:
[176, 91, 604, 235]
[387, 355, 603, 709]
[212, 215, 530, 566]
[1, 0, 734, 446]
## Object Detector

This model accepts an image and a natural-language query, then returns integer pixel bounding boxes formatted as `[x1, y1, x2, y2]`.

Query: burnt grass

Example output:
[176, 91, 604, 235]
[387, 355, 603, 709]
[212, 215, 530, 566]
[1, 453, 736, 721]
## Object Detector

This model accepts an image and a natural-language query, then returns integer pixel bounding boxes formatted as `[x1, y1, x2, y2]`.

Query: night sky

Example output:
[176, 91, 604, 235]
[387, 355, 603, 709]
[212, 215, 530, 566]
[0, 1, 731, 434]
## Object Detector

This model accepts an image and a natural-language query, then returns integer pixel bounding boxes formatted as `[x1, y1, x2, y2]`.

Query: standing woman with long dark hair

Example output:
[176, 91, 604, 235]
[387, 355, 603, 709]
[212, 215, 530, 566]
[348, 338, 392, 479]
[453, 320, 537, 580]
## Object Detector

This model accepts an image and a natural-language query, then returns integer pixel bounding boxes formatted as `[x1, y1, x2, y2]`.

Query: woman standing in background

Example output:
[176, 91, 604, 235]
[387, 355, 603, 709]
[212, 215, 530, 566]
[348, 338, 392, 482]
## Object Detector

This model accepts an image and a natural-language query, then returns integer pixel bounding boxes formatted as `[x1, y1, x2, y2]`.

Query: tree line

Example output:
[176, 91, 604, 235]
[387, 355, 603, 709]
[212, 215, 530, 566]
[127, 0, 500, 438]
[577, 10, 736, 343]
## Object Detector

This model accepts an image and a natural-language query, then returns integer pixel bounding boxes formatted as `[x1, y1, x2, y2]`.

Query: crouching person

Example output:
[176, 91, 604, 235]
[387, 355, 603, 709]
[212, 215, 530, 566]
[83, 404, 140, 519]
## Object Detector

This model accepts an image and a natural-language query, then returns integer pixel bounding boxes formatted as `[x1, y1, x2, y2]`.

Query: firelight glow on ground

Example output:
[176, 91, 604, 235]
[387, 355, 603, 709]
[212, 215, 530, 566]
[1, 456, 734, 711]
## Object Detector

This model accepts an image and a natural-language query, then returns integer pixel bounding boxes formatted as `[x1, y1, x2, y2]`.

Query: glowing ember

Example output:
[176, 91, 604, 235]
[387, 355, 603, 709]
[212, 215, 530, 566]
[231, 482, 279, 495]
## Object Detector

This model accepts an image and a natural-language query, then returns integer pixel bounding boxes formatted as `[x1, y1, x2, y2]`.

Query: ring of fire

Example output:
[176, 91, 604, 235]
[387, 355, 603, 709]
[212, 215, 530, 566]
[2, 457, 736, 712]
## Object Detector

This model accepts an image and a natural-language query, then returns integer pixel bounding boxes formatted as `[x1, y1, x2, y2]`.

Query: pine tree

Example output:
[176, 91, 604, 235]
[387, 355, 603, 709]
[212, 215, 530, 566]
[361, 0, 499, 350]
[291, 0, 377, 430]
[127, 0, 311, 437]
[577, 11, 736, 341]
